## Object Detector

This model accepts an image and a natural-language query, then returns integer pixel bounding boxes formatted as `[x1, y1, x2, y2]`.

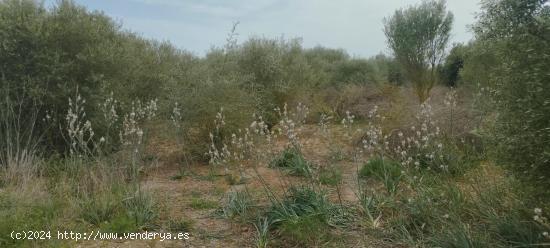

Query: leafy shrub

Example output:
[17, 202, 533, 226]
[228, 37, 320, 125]
[471, 0, 550, 184]
[0, 0, 397, 161]
[439, 44, 466, 87]
[0, 0, 194, 154]
[177, 83, 258, 162]
[331, 59, 378, 85]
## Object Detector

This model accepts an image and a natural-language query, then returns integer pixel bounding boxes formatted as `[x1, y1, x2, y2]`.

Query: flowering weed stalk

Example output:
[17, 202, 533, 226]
[65, 91, 95, 157]
[119, 98, 157, 183]
[392, 100, 448, 172]
[170, 102, 192, 174]
[97, 92, 119, 153]
[443, 87, 457, 137]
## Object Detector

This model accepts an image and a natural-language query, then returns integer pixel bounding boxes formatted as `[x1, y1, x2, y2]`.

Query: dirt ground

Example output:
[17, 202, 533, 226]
[76, 123, 400, 248]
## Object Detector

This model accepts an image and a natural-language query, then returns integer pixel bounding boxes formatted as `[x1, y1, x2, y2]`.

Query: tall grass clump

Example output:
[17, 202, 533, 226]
[0, 92, 44, 187]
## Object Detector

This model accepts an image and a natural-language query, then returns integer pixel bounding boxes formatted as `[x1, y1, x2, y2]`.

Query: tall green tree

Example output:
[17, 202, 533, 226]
[383, 0, 453, 102]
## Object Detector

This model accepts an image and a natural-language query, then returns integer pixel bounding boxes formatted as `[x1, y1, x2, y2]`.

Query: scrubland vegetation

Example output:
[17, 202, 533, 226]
[1, 0, 550, 247]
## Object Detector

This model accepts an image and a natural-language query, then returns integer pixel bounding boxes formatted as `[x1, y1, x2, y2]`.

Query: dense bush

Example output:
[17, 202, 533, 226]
[1, 0, 401, 161]
[0, 0, 194, 154]
[370, 54, 406, 85]
[439, 43, 467, 87]
[471, 0, 550, 183]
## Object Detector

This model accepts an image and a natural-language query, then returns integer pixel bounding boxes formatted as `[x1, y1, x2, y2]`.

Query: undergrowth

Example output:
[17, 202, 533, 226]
[269, 147, 313, 177]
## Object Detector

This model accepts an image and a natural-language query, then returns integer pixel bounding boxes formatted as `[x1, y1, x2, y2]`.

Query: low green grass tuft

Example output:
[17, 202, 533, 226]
[167, 217, 193, 232]
[189, 197, 219, 210]
[262, 186, 352, 246]
[123, 191, 158, 230]
[278, 214, 331, 245]
[0, 190, 62, 247]
[270, 147, 313, 177]
[318, 166, 342, 186]
[99, 214, 140, 234]
[220, 190, 254, 220]
[359, 157, 403, 194]
[429, 223, 489, 248]
[254, 216, 271, 248]
[493, 214, 546, 247]
[80, 191, 122, 226]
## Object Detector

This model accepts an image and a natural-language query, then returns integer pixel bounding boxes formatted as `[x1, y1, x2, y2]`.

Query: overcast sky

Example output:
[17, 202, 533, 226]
[44, 0, 481, 58]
